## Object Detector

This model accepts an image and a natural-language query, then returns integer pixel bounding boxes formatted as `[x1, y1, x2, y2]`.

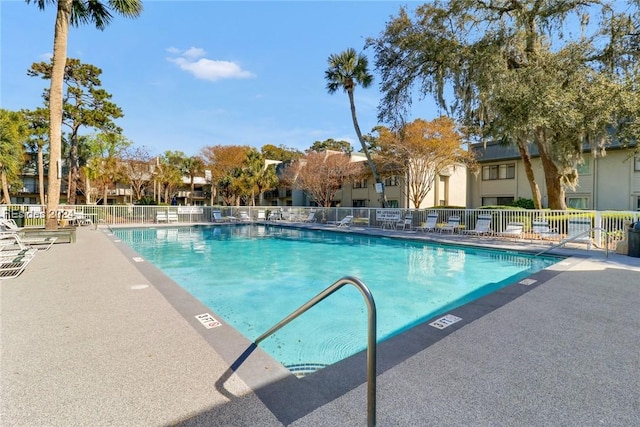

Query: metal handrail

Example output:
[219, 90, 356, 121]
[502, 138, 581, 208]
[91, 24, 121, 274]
[254, 276, 377, 427]
[535, 227, 610, 257]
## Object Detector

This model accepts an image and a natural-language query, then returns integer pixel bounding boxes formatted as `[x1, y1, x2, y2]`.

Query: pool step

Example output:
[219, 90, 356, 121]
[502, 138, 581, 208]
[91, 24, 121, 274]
[285, 363, 329, 378]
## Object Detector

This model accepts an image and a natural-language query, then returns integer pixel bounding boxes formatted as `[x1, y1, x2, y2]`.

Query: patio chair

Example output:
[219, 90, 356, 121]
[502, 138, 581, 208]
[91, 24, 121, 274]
[462, 215, 492, 236]
[396, 214, 413, 230]
[561, 217, 593, 249]
[156, 211, 168, 223]
[333, 215, 353, 227]
[303, 211, 317, 223]
[0, 234, 37, 256]
[211, 210, 228, 223]
[257, 210, 266, 221]
[0, 225, 57, 251]
[497, 222, 524, 240]
[238, 211, 251, 221]
[438, 216, 461, 233]
[0, 252, 36, 279]
[416, 213, 439, 232]
[0, 218, 23, 232]
[531, 220, 559, 241]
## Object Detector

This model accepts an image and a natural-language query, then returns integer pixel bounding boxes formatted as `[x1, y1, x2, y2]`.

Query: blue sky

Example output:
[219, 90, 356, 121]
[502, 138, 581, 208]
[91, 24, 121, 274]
[1, 1, 437, 157]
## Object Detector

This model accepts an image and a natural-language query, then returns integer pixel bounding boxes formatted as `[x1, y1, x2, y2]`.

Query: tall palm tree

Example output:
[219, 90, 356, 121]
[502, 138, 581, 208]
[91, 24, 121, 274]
[325, 47, 386, 207]
[27, 0, 143, 229]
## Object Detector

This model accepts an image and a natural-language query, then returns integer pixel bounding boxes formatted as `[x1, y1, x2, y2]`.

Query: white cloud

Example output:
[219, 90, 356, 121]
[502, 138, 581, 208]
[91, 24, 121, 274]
[182, 47, 206, 59]
[167, 47, 255, 82]
[39, 52, 52, 61]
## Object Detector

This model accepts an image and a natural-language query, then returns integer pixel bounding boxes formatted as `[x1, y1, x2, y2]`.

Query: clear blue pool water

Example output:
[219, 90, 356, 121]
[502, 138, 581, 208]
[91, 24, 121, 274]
[113, 225, 560, 370]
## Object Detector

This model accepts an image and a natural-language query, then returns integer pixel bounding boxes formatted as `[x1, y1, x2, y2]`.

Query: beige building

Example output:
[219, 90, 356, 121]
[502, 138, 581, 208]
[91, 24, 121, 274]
[469, 141, 640, 211]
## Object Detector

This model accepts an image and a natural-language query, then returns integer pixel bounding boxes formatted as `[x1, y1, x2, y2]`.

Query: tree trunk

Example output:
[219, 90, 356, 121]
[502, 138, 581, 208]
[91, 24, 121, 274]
[534, 132, 566, 210]
[515, 137, 542, 209]
[38, 145, 45, 205]
[102, 184, 108, 207]
[85, 175, 92, 204]
[45, 0, 73, 229]
[347, 89, 387, 207]
[68, 130, 79, 205]
[190, 177, 195, 205]
[1, 170, 10, 204]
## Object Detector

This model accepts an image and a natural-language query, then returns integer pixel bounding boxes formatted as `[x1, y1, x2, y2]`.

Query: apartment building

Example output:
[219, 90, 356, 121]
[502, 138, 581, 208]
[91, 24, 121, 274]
[469, 141, 640, 211]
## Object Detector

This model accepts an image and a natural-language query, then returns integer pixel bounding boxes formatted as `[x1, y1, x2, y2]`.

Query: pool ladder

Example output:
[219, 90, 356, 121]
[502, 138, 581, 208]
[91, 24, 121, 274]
[254, 276, 378, 427]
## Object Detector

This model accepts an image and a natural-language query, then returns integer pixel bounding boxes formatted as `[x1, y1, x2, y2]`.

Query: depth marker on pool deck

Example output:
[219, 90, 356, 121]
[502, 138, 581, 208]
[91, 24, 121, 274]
[519, 278, 537, 286]
[195, 313, 222, 329]
[429, 314, 462, 329]
[132, 257, 144, 263]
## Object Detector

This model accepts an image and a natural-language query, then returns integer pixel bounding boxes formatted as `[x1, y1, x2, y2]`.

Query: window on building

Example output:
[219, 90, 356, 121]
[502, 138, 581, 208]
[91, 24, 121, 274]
[635, 157, 640, 171]
[577, 157, 591, 175]
[387, 200, 399, 208]
[353, 199, 367, 207]
[352, 179, 367, 189]
[567, 197, 589, 209]
[482, 163, 515, 180]
[384, 176, 399, 186]
[481, 196, 515, 206]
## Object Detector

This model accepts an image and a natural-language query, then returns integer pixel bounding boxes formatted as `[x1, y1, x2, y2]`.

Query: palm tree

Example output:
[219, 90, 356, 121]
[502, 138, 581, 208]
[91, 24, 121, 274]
[0, 110, 28, 204]
[325, 47, 386, 207]
[27, 0, 143, 229]
[182, 155, 204, 205]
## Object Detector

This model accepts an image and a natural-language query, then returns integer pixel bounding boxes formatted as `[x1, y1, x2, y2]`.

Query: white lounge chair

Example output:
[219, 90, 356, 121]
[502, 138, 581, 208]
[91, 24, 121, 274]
[561, 217, 593, 249]
[303, 211, 317, 222]
[0, 221, 57, 251]
[497, 222, 524, 239]
[257, 210, 266, 221]
[0, 252, 36, 279]
[334, 215, 353, 227]
[532, 220, 559, 241]
[462, 215, 492, 236]
[0, 218, 23, 232]
[438, 216, 461, 233]
[0, 234, 37, 278]
[156, 211, 168, 223]
[0, 234, 38, 256]
[416, 213, 439, 232]
[238, 211, 251, 221]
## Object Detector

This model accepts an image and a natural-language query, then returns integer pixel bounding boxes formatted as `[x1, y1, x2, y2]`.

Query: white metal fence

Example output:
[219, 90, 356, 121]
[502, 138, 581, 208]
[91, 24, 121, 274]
[2, 204, 639, 249]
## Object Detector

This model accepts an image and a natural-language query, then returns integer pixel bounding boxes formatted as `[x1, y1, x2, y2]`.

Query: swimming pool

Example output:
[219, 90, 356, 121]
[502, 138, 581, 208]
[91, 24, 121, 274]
[114, 225, 560, 371]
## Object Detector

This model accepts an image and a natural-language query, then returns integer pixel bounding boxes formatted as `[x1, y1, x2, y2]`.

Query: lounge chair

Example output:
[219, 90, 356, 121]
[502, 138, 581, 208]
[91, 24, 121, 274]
[156, 211, 168, 223]
[0, 252, 36, 279]
[303, 211, 317, 223]
[416, 213, 439, 232]
[497, 222, 524, 240]
[211, 210, 228, 223]
[238, 211, 251, 221]
[532, 220, 559, 241]
[257, 210, 266, 221]
[333, 215, 353, 227]
[561, 217, 593, 249]
[0, 234, 38, 256]
[0, 234, 37, 278]
[0, 218, 23, 232]
[0, 223, 57, 251]
[438, 216, 461, 233]
[462, 215, 492, 236]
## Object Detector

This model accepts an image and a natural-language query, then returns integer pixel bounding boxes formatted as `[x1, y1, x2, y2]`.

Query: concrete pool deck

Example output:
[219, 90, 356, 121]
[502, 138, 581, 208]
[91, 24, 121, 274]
[2, 223, 639, 426]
